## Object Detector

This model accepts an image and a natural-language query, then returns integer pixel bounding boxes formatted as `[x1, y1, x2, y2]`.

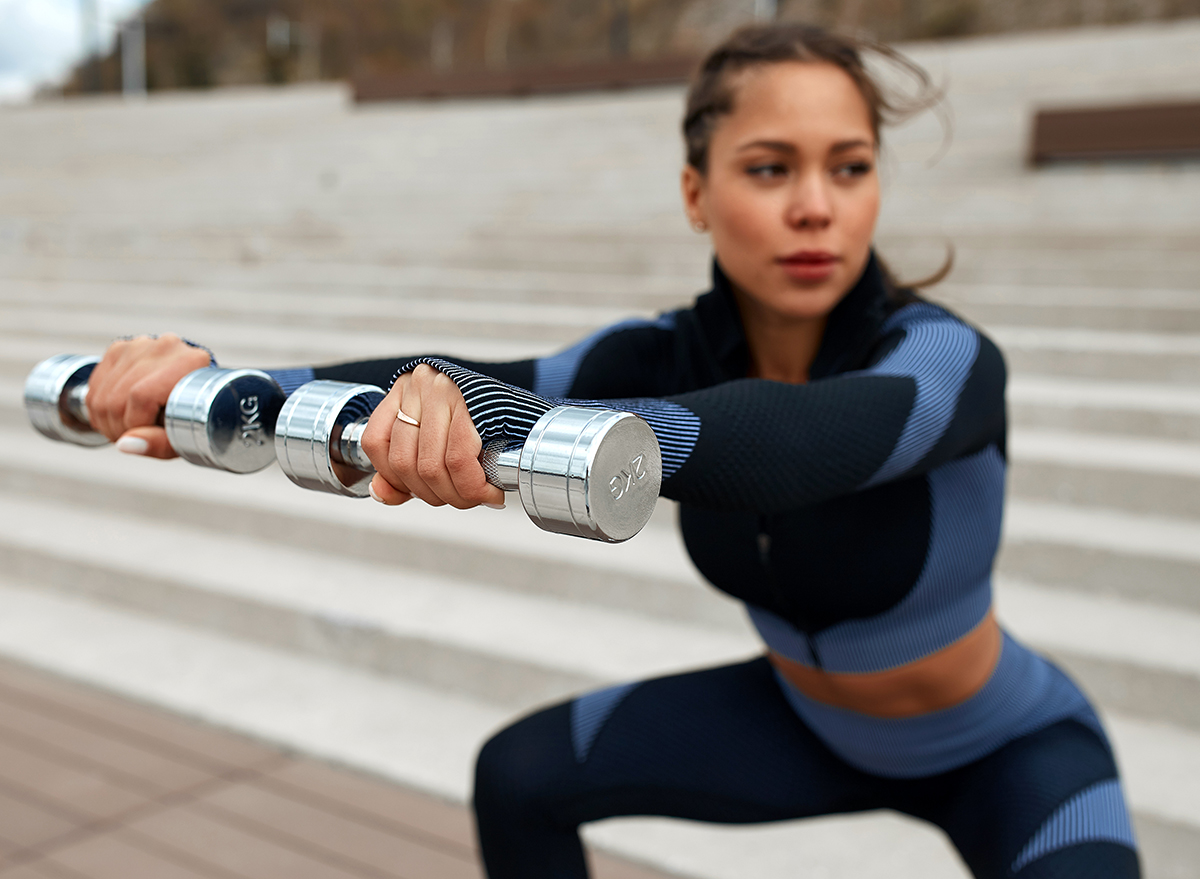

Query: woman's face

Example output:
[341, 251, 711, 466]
[682, 61, 880, 324]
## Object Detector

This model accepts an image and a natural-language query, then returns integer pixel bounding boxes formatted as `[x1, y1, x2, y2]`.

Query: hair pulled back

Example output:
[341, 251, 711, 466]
[683, 24, 940, 172]
[682, 24, 951, 289]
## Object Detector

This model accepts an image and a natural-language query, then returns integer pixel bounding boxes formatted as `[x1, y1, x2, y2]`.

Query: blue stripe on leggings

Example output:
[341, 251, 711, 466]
[1012, 778, 1137, 872]
[570, 682, 639, 763]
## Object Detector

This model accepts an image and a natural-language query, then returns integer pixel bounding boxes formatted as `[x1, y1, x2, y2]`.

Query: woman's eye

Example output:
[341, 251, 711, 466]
[833, 161, 872, 179]
[747, 163, 788, 179]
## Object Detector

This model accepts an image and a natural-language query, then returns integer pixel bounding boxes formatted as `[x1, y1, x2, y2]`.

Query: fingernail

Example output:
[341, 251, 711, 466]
[482, 502, 506, 510]
[368, 483, 385, 504]
[116, 436, 149, 455]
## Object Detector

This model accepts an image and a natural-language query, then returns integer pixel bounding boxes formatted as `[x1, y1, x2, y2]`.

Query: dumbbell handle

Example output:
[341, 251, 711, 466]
[60, 378, 169, 432]
[61, 381, 91, 427]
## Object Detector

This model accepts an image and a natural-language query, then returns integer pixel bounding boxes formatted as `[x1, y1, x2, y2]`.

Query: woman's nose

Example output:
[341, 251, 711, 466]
[784, 174, 833, 230]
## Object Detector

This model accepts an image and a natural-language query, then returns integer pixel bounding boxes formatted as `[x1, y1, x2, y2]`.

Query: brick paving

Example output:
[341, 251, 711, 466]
[0, 659, 664, 879]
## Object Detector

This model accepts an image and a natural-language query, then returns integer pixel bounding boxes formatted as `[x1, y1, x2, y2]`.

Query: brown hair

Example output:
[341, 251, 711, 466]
[682, 24, 951, 290]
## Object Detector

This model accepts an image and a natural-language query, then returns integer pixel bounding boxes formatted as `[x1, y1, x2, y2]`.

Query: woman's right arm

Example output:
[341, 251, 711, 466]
[381, 305, 1007, 514]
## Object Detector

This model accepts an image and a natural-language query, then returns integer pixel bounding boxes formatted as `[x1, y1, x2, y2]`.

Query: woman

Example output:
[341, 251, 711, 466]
[87, 24, 1138, 879]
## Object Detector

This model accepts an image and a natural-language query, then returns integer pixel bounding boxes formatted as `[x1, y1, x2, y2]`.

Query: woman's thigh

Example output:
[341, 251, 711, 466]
[474, 657, 884, 845]
[908, 719, 1141, 879]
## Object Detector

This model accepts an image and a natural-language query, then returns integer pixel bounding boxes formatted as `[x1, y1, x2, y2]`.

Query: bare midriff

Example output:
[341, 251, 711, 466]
[768, 610, 1002, 719]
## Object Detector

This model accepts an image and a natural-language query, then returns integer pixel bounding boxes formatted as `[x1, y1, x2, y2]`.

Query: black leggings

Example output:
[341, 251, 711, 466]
[473, 658, 1139, 879]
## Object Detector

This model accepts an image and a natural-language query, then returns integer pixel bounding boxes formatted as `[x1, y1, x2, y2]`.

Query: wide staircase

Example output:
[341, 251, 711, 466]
[1, 20, 1198, 879]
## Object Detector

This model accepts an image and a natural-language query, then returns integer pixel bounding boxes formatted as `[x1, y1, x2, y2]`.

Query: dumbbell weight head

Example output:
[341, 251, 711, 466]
[500, 406, 662, 543]
[274, 380, 384, 497]
[24, 355, 284, 473]
[24, 354, 107, 446]
[164, 367, 288, 473]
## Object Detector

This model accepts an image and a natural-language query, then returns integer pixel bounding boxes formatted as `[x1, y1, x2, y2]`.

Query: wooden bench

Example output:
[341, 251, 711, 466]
[1030, 100, 1200, 164]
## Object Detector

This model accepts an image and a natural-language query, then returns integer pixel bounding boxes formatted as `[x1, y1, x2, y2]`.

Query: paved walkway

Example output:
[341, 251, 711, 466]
[0, 658, 661, 879]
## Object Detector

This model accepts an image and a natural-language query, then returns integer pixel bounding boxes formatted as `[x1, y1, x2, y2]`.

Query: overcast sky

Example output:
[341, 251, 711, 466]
[0, 0, 151, 102]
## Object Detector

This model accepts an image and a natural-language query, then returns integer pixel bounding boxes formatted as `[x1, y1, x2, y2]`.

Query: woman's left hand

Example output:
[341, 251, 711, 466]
[360, 363, 506, 509]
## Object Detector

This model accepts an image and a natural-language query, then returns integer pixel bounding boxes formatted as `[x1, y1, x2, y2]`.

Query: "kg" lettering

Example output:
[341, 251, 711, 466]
[609, 453, 649, 500]
[239, 395, 263, 446]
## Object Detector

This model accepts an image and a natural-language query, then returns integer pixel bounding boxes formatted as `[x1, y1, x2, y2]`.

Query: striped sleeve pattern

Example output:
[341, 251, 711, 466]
[862, 305, 981, 487]
[565, 397, 700, 479]
[396, 357, 702, 479]
[400, 303, 997, 509]
[265, 367, 316, 396]
[395, 357, 555, 444]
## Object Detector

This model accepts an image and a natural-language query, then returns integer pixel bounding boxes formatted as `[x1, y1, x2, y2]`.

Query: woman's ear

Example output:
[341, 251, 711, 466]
[681, 165, 708, 232]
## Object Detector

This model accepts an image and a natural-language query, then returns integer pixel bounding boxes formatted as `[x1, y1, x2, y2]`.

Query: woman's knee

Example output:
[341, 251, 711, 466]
[473, 703, 578, 821]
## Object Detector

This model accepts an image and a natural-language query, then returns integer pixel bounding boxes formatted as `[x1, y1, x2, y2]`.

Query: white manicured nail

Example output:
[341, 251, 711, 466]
[483, 502, 506, 510]
[368, 483, 385, 504]
[115, 436, 149, 455]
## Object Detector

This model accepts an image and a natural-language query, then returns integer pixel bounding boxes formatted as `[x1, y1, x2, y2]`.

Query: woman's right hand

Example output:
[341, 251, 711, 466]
[361, 363, 506, 510]
[85, 333, 213, 458]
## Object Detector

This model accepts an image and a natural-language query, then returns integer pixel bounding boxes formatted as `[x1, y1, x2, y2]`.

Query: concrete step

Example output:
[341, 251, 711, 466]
[940, 284, 1200, 334]
[7, 275, 1200, 345]
[5, 232, 1200, 307]
[992, 327, 1200, 385]
[996, 576, 1200, 734]
[0, 291, 643, 344]
[1009, 375, 1200, 443]
[876, 232, 1200, 292]
[1000, 499, 1200, 615]
[0, 327, 551, 380]
[0, 268, 701, 311]
[0, 423, 739, 631]
[1009, 429, 1200, 519]
[0, 491, 760, 712]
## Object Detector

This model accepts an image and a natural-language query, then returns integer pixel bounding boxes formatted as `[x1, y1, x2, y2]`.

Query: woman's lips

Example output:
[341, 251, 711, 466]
[777, 251, 840, 281]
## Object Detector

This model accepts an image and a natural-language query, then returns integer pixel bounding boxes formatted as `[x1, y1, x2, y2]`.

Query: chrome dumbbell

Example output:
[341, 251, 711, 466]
[274, 380, 662, 543]
[24, 354, 287, 473]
